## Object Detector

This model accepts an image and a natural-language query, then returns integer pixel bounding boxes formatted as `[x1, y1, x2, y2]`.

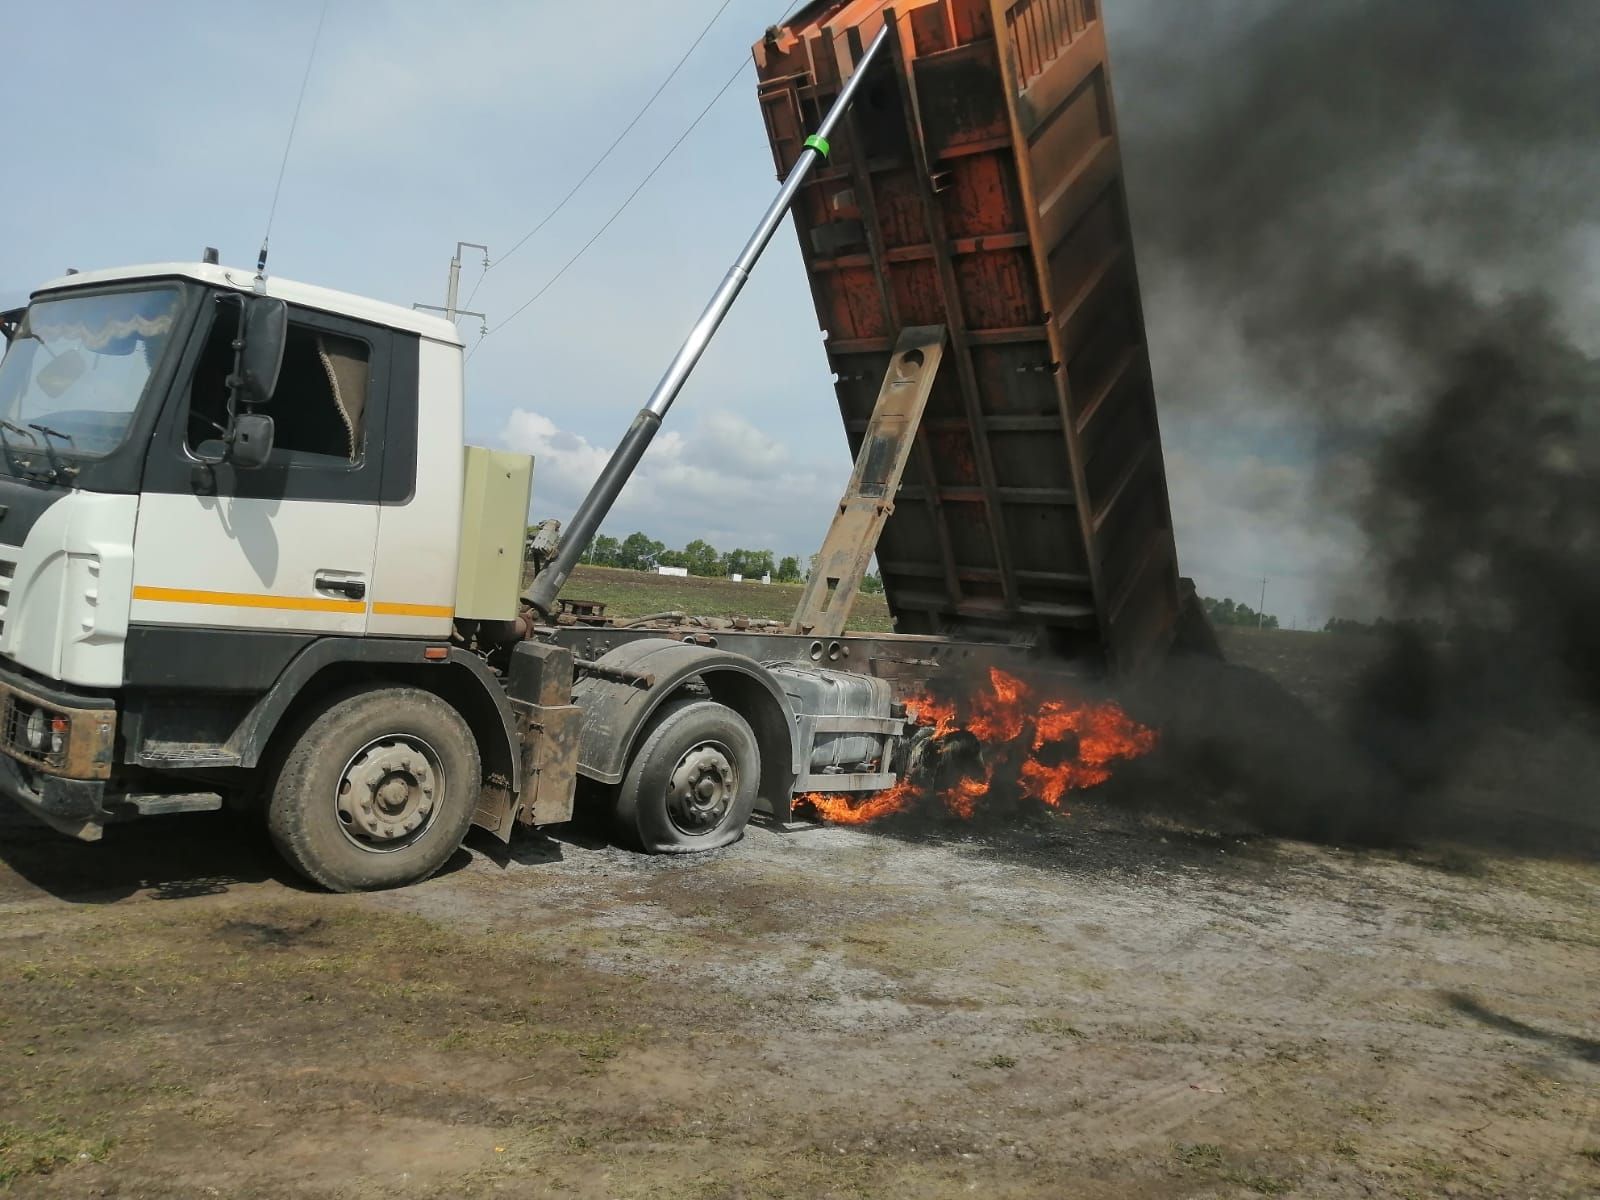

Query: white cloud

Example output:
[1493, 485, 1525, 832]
[1164, 446, 1379, 628]
[501, 407, 847, 556]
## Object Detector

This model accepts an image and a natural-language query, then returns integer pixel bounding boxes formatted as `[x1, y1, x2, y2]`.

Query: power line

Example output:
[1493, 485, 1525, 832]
[469, 56, 752, 354]
[464, 0, 739, 309]
[261, 0, 332, 262]
[468, 0, 887, 359]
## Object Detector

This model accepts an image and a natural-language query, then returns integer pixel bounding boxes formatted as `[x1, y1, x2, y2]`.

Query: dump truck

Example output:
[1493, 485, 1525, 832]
[0, 0, 1188, 890]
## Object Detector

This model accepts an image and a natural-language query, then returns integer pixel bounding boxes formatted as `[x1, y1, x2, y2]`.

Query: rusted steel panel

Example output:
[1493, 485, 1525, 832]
[512, 701, 582, 829]
[754, 0, 1179, 675]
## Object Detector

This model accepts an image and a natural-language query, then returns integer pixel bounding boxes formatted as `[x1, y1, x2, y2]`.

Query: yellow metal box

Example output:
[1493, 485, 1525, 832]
[456, 446, 534, 621]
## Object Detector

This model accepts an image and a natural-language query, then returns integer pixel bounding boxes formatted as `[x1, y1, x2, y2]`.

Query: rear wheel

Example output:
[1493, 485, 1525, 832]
[614, 700, 759, 854]
[268, 687, 481, 891]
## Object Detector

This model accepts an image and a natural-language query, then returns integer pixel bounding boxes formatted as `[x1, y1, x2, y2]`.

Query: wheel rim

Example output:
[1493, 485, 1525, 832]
[334, 734, 446, 854]
[665, 740, 738, 837]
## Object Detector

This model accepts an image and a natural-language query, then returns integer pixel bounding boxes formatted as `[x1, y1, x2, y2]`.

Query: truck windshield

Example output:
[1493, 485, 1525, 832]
[0, 286, 182, 462]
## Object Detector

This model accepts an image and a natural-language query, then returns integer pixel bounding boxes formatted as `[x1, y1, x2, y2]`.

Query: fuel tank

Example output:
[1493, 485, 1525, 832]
[766, 661, 896, 772]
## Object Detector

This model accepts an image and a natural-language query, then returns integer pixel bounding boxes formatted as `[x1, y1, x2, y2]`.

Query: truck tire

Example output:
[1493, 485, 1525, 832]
[614, 699, 759, 854]
[267, 687, 482, 892]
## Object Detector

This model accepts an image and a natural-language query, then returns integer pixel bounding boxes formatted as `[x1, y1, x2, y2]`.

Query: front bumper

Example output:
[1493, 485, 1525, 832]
[0, 661, 119, 841]
[0, 751, 110, 841]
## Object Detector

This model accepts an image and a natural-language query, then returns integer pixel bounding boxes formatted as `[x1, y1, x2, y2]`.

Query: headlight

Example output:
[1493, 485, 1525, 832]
[24, 708, 47, 751]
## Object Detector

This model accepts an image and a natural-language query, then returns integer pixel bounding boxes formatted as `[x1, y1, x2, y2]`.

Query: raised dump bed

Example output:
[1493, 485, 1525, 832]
[754, 0, 1179, 675]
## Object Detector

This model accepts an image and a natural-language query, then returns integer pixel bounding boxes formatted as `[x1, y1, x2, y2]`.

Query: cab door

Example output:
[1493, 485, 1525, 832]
[131, 299, 394, 637]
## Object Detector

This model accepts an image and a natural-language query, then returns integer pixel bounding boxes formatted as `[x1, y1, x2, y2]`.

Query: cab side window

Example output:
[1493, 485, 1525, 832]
[187, 303, 371, 466]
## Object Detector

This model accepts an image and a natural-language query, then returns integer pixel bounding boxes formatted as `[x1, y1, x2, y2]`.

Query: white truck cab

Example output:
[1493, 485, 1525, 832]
[0, 262, 589, 887]
[2, 262, 468, 682]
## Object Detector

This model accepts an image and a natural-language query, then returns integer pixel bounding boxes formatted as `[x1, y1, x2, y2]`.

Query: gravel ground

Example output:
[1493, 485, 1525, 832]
[0, 632, 1595, 1198]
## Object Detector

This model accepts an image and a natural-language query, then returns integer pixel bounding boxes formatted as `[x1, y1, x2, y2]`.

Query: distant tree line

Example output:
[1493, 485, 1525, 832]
[533, 527, 803, 581]
[1203, 596, 1280, 630]
[1323, 615, 1447, 639]
[531, 527, 886, 593]
[1202, 601, 1449, 638]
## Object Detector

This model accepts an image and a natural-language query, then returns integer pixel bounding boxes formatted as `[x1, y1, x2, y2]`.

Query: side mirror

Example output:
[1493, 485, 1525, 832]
[0, 308, 22, 345]
[230, 413, 275, 470]
[230, 296, 288, 407]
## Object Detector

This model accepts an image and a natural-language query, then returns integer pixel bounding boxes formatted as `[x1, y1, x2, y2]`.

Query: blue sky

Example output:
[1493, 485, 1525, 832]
[3, 0, 1477, 628]
[3, 2, 859, 558]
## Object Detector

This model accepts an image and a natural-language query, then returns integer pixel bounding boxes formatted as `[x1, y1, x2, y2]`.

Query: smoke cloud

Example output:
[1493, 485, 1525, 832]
[1101, 0, 1600, 847]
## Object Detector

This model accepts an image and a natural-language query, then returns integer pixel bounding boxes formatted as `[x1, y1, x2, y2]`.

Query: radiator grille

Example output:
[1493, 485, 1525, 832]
[1, 693, 69, 772]
[0, 550, 13, 639]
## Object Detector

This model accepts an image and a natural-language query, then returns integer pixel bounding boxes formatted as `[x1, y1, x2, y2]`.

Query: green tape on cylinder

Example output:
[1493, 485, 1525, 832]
[804, 134, 831, 159]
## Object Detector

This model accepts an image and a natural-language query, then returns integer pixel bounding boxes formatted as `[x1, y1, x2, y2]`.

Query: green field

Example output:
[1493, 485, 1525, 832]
[561, 565, 894, 632]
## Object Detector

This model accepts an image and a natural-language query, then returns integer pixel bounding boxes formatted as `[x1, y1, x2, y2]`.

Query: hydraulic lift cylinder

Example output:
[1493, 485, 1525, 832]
[525, 24, 893, 618]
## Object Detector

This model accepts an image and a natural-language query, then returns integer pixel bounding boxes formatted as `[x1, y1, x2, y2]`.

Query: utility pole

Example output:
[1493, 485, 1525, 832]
[1258, 577, 1268, 629]
[446, 242, 489, 323]
[415, 242, 490, 334]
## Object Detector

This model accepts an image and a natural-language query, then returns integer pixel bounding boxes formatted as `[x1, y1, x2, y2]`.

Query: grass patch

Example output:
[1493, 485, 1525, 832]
[570, 1031, 625, 1064]
[1578, 1148, 1600, 1164]
[0, 1122, 113, 1185]
[1406, 1156, 1459, 1182]
[1174, 1142, 1224, 1168]
[0, 902, 657, 1154]
[1264, 1039, 1330, 1065]
[1025, 1017, 1088, 1041]
[985, 1054, 1018, 1070]
[1220, 1169, 1293, 1195]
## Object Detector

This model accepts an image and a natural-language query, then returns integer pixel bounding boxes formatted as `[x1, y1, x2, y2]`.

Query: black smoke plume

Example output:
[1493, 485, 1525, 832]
[1105, 0, 1600, 849]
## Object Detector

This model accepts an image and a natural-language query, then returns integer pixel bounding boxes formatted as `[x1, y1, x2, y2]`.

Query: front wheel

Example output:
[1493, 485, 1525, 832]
[614, 700, 759, 854]
[267, 687, 482, 891]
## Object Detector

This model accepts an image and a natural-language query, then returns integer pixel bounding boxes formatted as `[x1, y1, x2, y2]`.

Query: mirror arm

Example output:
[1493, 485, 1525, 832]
[220, 294, 251, 426]
[195, 292, 286, 471]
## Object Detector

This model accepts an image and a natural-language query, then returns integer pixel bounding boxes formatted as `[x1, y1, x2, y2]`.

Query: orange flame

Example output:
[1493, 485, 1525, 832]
[801, 668, 1156, 826]
[805, 780, 919, 827]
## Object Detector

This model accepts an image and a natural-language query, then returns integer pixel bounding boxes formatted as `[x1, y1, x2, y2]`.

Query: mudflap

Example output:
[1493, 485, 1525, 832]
[514, 702, 583, 829]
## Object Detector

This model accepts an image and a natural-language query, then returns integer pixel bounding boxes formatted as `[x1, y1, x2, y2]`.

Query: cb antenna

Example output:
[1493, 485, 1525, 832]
[257, 0, 332, 292]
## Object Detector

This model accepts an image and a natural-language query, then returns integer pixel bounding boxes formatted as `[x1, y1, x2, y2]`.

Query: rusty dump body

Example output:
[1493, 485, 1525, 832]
[755, 0, 1179, 675]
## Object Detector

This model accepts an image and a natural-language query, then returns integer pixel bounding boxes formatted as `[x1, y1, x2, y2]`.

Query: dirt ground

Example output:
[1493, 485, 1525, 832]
[0, 633, 1596, 1198]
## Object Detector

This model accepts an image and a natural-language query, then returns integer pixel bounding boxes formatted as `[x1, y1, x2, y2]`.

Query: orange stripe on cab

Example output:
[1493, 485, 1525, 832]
[132, 586, 453, 620]
[372, 602, 454, 619]
[132, 586, 364, 615]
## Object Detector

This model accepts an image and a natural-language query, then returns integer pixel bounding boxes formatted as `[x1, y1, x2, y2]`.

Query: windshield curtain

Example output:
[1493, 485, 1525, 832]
[0, 286, 183, 461]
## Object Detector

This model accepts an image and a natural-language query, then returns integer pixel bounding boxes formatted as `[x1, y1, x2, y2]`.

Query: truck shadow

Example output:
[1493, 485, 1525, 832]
[1443, 990, 1600, 1064]
[0, 799, 480, 904]
[470, 827, 570, 868]
[472, 820, 636, 869]
[0, 799, 292, 903]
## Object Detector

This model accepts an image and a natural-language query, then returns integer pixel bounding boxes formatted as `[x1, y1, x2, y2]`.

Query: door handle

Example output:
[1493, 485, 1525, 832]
[315, 573, 367, 601]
